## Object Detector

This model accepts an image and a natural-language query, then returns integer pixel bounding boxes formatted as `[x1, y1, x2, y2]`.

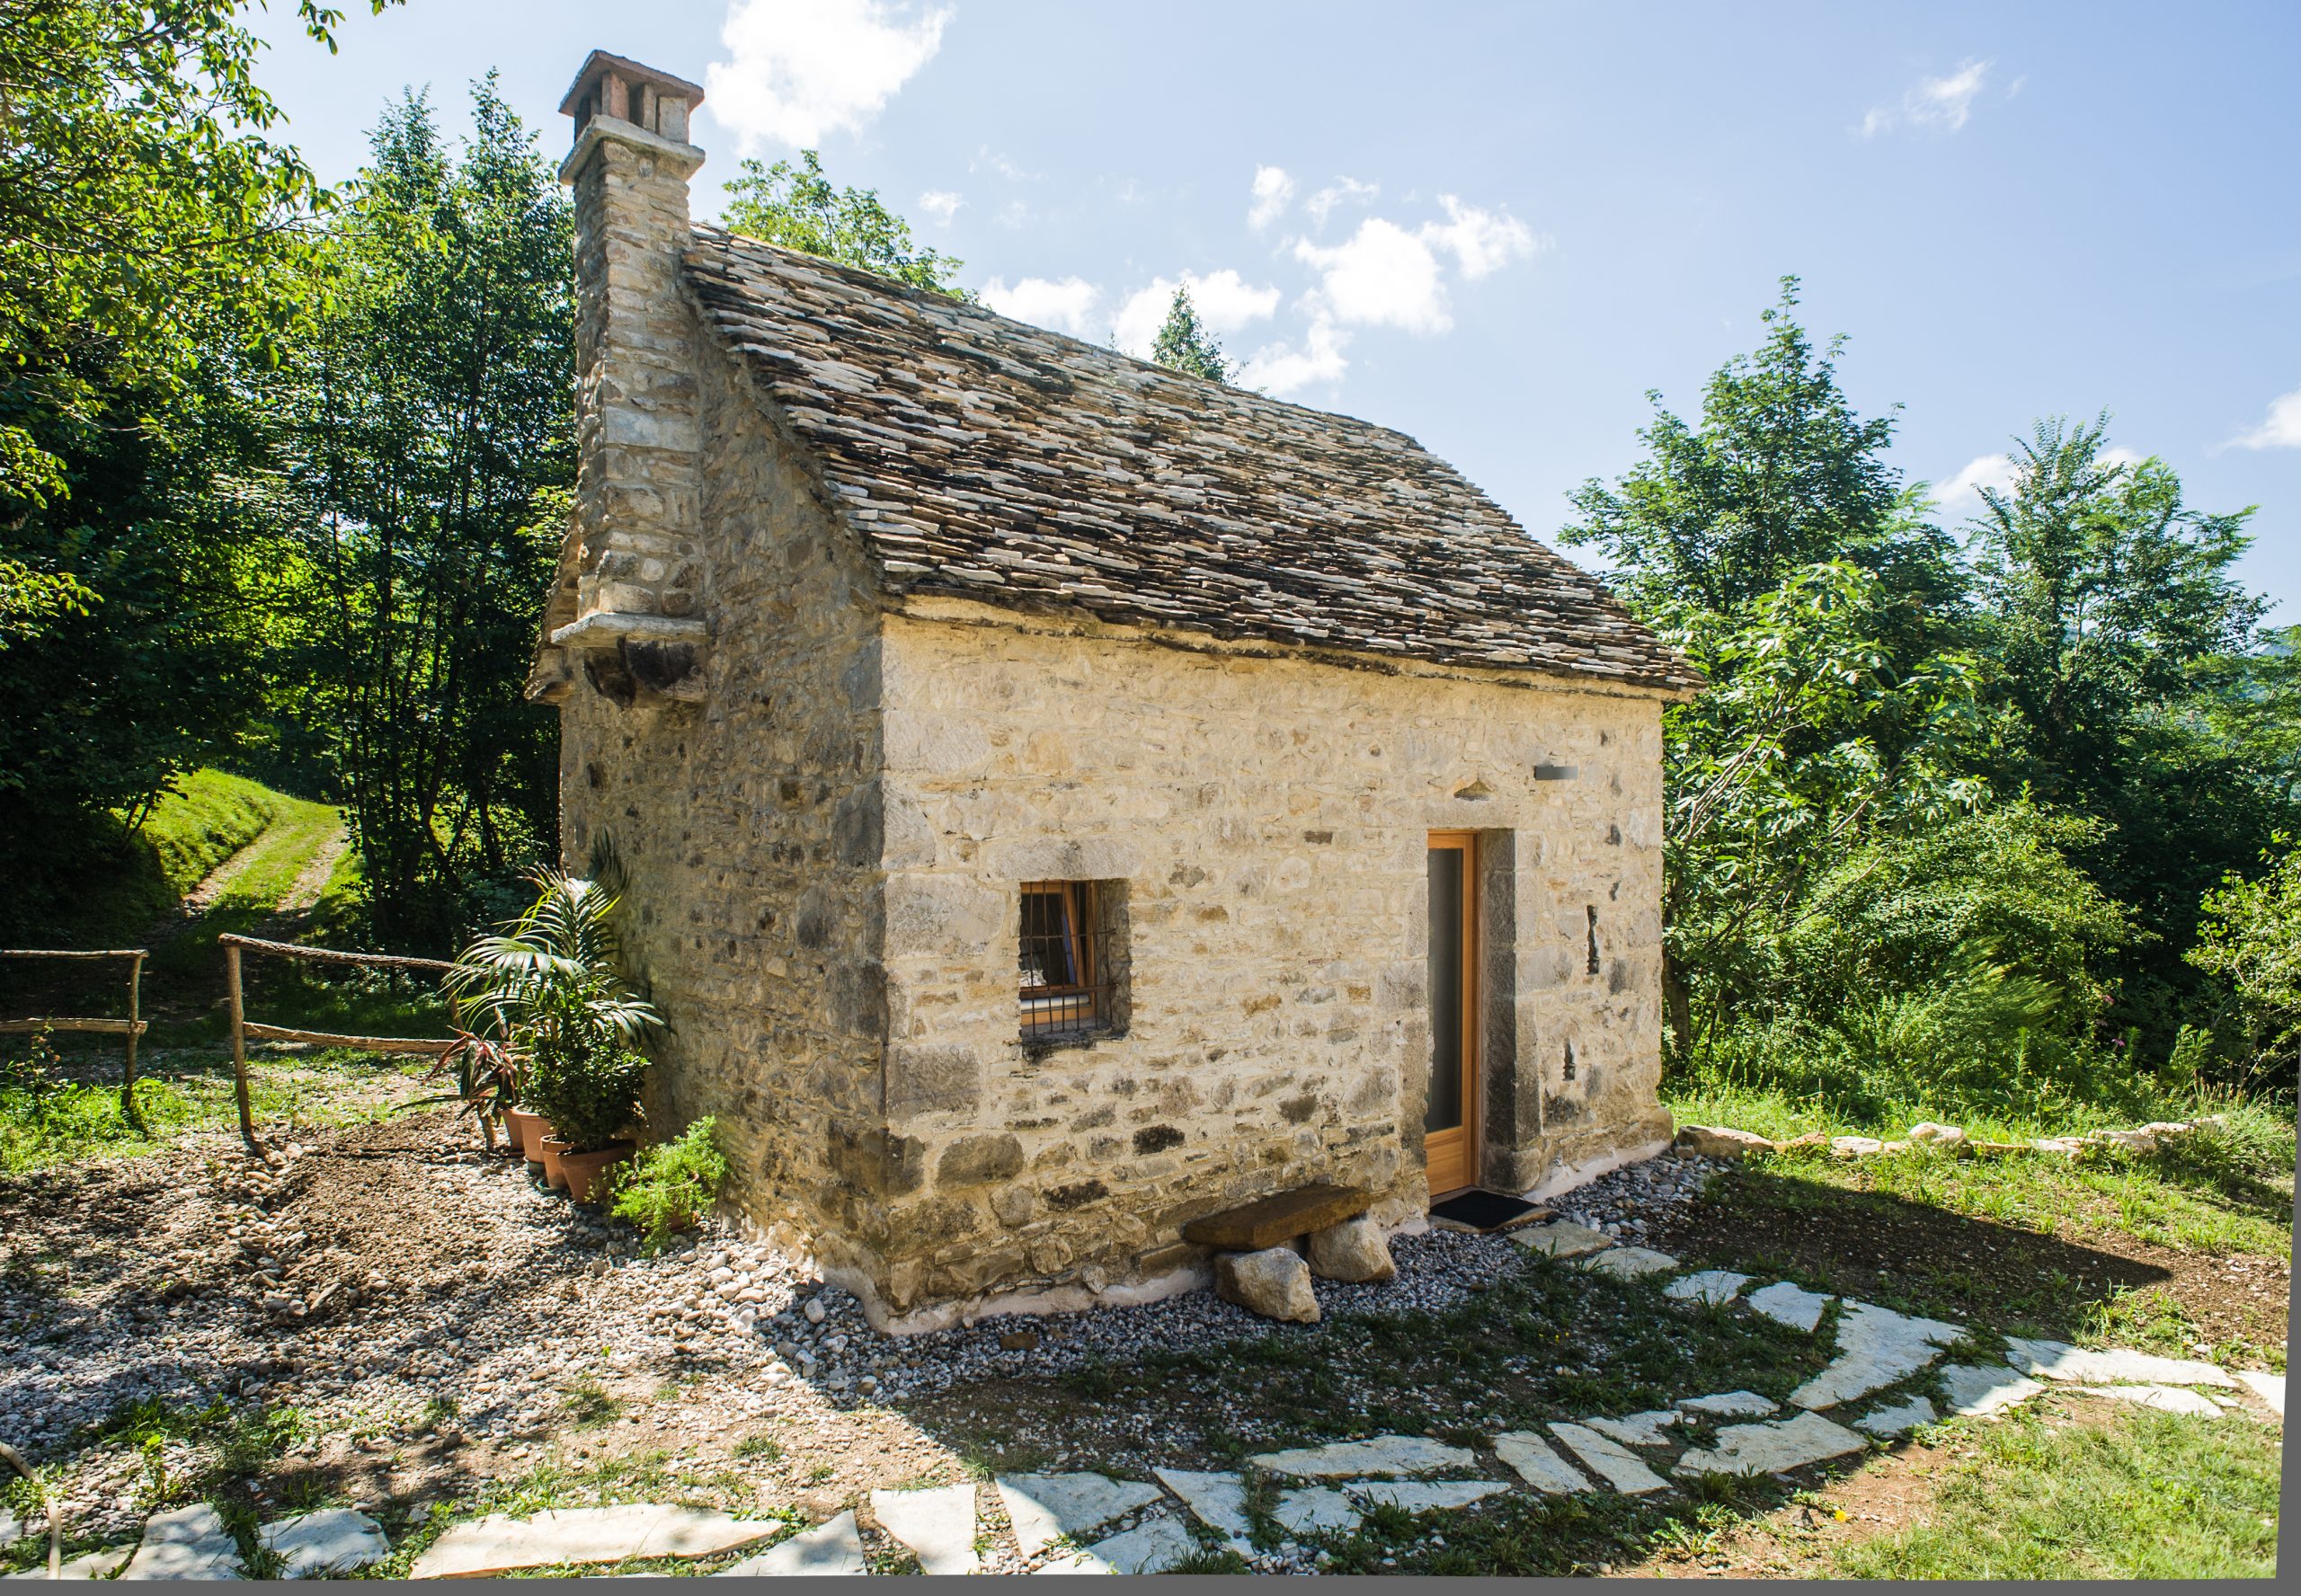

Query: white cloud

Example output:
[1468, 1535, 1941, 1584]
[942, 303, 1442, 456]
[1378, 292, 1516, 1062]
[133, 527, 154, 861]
[1305, 176, 1379, 227]
[1294, 217, 1451, 333]
[1111, 269, 1283, 356]
[2227, 387, 2301, 450]
[1237, 315, 1352, 396]
[981, 276, 1102, 337]
[2099, 445, 2146, 470]
[1248, 164, 1295, 230]
[706, 0, 951, 154]
[1861, 58, 1993, 138]
[1937, 452, 2016, 512]
[918, 189, 963, 223]
[1421, 195, 1539, 279]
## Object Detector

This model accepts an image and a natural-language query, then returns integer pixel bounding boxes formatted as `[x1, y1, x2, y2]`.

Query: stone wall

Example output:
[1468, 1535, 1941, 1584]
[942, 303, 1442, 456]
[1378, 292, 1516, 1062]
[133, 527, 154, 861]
[557, 324, 891, 1272]
[862, 601, 1675, 1328]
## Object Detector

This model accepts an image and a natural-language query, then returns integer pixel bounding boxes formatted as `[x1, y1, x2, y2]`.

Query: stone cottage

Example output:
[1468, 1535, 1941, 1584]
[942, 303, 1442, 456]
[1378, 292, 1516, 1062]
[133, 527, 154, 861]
[529, 50, 1704, 1332]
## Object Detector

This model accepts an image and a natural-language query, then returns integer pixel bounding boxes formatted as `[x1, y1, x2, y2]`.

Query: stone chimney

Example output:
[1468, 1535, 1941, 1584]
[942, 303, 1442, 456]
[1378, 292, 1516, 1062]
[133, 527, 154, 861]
[534, 49, 711, 706]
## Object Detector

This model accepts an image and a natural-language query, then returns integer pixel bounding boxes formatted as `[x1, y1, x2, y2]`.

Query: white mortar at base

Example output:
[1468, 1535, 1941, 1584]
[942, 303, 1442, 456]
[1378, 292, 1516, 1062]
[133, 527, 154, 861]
[1520, 1137, 1675, 1205]
[854, 1257, 1217, 1336]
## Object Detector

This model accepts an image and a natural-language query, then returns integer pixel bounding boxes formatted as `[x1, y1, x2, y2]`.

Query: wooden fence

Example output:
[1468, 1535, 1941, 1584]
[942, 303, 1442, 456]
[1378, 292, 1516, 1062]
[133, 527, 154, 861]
[0, 947, 148, 1115]
[218, 933, 461, 1151]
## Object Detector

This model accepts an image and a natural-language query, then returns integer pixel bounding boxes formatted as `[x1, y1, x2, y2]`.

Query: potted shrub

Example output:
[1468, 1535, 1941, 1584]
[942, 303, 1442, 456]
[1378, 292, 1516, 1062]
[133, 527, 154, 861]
[421, 1033, 523, 1154]
[444, 867, 661, 1202]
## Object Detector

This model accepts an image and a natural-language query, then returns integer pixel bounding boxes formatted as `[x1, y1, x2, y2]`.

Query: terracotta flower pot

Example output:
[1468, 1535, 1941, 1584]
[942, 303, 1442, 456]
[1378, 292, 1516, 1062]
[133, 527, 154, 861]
[504, 1108, 546, 1160]
[558, 1140, 636, 1205]
[537, 1133, 573, 1193]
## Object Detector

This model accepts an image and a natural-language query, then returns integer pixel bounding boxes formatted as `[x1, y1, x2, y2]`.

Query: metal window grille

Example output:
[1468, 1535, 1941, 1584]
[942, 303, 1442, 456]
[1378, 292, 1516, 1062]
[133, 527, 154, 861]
[1019, 881, 1120, 1044]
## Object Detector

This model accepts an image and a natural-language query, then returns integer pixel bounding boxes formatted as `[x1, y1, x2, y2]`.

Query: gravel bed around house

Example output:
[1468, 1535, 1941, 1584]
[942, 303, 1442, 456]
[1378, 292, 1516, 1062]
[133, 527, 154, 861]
[0, 1098, 1718, 1561]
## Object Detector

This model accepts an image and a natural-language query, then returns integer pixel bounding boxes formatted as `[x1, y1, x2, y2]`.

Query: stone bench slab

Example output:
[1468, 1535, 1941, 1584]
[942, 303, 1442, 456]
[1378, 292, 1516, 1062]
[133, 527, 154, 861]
[1182, 1184, 1373, 1251]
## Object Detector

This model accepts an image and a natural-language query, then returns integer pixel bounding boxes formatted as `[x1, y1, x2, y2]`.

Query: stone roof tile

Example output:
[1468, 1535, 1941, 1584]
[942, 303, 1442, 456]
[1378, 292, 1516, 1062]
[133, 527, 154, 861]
[683, 227, 1702, 693]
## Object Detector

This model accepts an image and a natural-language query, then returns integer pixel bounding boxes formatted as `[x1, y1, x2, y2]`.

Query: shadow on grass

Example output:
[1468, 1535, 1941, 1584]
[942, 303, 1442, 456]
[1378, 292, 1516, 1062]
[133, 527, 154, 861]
[1661, 1163, 2182, 1337]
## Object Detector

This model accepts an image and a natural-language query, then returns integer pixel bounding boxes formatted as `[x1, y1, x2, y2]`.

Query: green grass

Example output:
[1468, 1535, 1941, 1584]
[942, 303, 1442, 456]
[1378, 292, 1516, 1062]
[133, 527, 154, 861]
[1667, 1081, 2295, 1262]
[143, 789, 340, 987]
[0, 1039, 426, 1175]
[1833, 1407, 2281, 1578]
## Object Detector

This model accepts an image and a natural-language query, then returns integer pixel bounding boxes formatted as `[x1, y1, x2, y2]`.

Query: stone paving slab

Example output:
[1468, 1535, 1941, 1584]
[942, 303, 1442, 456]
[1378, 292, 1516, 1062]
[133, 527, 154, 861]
[1744, 1281, 1833, 1333]
[1664, 1270, 1752, 1306]
[1676, 1390, 1778, 1418]
[1034, 1514, 1199, 1576]
[1511, 1220, 1615, 1259]
[1352, 1481, 1512, 1513]
[994, 1474, 1164, 1558]
[1586, 1409, 1682, 1448]
[714, 1512, 866, 1578]
[120, 1504, 244, 1581]
[868, 1485, 981, 1576]
[1548, 1423, 1667, 1494]
[2237, 1370, 2284, 1416]
[1790, 1301, 1965, 1411]
[1939, 1364, 2045, 1417]
[0, 1513, 17, 1551]
[1152, 1469, 1254, 1547]
[2070, 1384, 2226, 1417]
[1582, 1246, 1680, 1280]
[1674, 1410, 1866, 1478]
[409, 1505, 781, 1580]
[1492, 1432, 1590, 1494]
[1270, 1488, 1363, 1538]
[2002, 1337, 2234, 1388]
[4, 1547, 131, 1581]
[1855, 1395, 1937, 1437]
[1249, 1435, 1474, 1477]
[258, 1509, 389, 1578]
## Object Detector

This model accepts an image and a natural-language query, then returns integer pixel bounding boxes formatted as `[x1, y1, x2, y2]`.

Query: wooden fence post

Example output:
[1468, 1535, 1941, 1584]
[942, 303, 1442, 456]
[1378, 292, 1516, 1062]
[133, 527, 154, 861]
[226, 940, 256, 1151]
[121, 952, 145, 1122]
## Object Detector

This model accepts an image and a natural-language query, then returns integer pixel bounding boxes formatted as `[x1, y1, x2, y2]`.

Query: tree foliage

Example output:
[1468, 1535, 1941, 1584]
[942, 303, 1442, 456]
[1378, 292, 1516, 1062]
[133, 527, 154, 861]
[1575, 282, 2294, 1092]
[1150, 286, 1232, 382]
[0, 1, 397, 509]
[721, 149, 969, 298]
[2190, 839, 2301, 1078]
[262, 80, 573, 944]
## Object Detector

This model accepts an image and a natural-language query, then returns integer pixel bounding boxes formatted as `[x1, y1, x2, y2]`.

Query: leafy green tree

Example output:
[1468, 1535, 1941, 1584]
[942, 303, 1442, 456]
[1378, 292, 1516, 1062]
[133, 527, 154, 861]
[1965, 416, 2288, 1048]
[2190, 838, 2301, 1081]
[1562, 277, 1959, 628]
[0, 1, 398, 507]
[1150, 286, 1231, 382]
[265, 79, 573, 944]
[721, 150, 969, 298]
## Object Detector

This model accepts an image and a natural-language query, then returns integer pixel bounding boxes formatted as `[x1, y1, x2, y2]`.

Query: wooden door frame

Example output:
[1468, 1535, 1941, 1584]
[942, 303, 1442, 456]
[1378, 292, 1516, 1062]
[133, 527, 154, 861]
[1426, 829, 1480, 1197]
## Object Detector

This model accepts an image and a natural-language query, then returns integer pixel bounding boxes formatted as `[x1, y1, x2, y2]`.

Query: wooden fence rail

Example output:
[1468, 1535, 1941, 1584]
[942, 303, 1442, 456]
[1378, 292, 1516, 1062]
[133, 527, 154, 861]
[218, 933, 460, 1151]
[0, 948, 147, 1115]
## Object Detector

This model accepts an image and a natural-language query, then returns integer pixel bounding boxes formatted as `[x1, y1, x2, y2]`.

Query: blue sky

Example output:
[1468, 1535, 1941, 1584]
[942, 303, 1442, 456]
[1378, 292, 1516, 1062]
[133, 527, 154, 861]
[253, 0, 2300, 621]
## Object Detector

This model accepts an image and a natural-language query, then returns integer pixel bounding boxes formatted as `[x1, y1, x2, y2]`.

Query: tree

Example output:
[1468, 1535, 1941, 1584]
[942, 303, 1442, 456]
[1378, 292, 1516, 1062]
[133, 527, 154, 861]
[265, 79, 573, 944]
[1562, 277, 1959, 628]
[2190, 838, 2301, 1083]
[1965, 416, 2288, 1047]
[1150, 286, 1231, 382]
[721, 150, 968, 298]
[0, 1, 398, 507]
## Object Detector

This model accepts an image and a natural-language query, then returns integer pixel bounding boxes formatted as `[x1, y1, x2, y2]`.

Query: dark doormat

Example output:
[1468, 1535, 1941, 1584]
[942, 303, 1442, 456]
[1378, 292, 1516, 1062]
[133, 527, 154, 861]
[1427, 1189, 1550, 1233]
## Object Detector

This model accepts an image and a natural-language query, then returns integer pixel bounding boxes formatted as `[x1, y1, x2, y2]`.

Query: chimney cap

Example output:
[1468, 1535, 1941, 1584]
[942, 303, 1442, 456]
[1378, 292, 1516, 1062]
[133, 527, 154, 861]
[558, 49, 705, 119]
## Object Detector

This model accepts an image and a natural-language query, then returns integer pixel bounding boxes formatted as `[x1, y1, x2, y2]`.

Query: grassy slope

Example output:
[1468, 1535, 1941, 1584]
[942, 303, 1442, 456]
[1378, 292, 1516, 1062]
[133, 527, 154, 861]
[1833, 1406, 2281, 1578]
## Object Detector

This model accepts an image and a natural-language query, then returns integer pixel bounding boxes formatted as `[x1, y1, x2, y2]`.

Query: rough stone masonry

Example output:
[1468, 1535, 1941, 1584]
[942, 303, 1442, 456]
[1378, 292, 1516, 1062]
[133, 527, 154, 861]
[532, 49, 1699, 1332]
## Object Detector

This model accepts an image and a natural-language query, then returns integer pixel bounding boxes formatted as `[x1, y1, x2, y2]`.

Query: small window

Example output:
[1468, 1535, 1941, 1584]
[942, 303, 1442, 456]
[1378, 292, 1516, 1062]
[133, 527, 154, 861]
[1019, 880, 1127, 1046]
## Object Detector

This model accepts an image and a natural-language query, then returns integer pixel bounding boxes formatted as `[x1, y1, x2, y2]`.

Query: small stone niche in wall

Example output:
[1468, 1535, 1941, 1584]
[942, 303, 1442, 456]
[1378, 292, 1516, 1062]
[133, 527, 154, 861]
[1017, 878, 1131, 1054]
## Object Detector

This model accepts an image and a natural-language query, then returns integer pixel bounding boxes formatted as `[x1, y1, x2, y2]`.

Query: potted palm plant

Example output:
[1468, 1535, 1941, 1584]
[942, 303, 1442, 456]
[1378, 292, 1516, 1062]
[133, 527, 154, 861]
[444, 867, 661, 1203]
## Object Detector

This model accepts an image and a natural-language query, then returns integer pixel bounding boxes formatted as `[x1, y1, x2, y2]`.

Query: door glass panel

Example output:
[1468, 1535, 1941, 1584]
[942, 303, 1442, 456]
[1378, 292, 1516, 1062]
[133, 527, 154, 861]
[1426, 847, 1463, 1133]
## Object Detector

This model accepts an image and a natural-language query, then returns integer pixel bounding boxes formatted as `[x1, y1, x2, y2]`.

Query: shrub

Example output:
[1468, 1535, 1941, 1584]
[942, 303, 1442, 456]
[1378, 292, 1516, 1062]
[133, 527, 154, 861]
[611, 1116, 728, 1248]
[442, 867, 662, 1154]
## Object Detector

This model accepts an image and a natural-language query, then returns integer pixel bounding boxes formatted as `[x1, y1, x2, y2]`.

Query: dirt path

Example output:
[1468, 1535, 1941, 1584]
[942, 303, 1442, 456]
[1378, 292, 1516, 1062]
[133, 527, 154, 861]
[249, 823, 350, 942]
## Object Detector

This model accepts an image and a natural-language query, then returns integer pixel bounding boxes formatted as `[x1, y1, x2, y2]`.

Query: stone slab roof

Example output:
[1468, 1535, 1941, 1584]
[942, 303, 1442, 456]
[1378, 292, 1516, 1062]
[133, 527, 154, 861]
[683, 226, 1702, 693]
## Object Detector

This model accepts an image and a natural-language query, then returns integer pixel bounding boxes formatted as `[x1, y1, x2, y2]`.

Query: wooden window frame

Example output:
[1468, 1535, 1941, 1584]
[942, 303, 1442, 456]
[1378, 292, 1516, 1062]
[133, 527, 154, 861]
[1020, 881, 1101, 1033]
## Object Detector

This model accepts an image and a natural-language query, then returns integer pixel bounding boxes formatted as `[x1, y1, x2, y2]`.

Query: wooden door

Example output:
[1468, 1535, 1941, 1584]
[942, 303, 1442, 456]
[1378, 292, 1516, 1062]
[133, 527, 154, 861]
[1425, 831, 1479, 1196]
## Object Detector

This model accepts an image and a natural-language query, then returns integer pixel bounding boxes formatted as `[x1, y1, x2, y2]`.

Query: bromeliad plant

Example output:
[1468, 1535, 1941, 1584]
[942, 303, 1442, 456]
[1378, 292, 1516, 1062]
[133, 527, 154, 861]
[443, 868, 661, 1154]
